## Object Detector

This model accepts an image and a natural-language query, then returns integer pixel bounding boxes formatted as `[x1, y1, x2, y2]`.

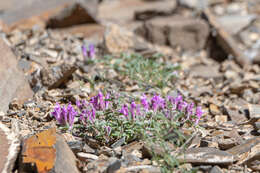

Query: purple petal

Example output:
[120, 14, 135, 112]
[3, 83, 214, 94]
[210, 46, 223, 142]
[82, 45, 87, 57]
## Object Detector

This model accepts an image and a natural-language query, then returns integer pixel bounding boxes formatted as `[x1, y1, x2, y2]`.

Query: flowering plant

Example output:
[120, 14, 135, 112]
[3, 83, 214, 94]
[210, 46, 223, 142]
[51, 91, 203, 144]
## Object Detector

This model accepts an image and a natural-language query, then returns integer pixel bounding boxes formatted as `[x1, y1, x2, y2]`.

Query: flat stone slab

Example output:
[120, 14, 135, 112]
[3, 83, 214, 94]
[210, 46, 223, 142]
[178, 147, 234, 165]
[19, 128, 79, 173]
[0, 122, 20, 173]
[0, 38, 33, 112]
[0, 0, 98, 32]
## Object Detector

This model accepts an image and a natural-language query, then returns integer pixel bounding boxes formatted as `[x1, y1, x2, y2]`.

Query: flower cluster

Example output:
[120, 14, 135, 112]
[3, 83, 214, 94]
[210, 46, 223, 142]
[119, 93, 203, 124]
[82, 44, 95, 59]
[51, 103, 77, 129]
[51, 91, 203, 132]
[51, 91, 110, 129]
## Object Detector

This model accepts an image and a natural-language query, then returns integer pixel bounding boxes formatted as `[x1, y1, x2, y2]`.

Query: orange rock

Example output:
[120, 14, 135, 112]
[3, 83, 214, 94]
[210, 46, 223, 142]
[22, 128, 56, 173]
[20, 128, 79, 173]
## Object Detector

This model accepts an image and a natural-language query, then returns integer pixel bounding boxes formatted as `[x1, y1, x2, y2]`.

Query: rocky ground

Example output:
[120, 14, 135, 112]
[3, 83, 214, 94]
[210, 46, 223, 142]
[1, 0, 260, 173]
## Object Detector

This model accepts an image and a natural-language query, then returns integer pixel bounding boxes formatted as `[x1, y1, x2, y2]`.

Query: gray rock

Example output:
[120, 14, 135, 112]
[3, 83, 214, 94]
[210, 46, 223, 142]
[107, 157, 121, 173]
[67, 140, 84, 154]
[0, 38, 33, 112]
[210, 166, 223, 173]
[179, 147, 234, 165]
[83, 143, 96, 154]
[41, 63, 77, 90]
[178, 0, 208, 10]
[227, 137, 260, 157]
[0, 122, 20, 173]
[47, 0, 98, 28]
[77, 152, 98, 161]
[142, 15, 209, 51]
[111, 137, 125, 148]
[217, 15, 256, 35]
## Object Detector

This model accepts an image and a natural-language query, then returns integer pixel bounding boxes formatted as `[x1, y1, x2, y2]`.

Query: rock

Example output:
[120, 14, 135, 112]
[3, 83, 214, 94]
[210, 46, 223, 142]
[106, 157, 121, 173]
[0, 0, 98, 32]
[242, 143, 260, 171]
[67, 140, 84, 154]
[142, 142, 175, 158]
[204, 9, 251, 67]
[196, 165, 212, 172]
[216, 14, 256, 35]
[215, 115, 227, 123]
[113, 146, 122, 157]
[103, 24, 175, 56]
[209, 104, 221, 115]
[19, 128, 79, 173]
[210, 166, 223, 173]
[141, 15, 209, 51]
[178, 0, 209, 9]
[178, 147, 234, 165]
[119, 165, 160, 173]
[83, 144, 96, 154]
[98, 0, 176, 24]
[40, 63, 77, 90]
[98, 146, 114, 157]
[77, 152, 98, 161]
[59, 24, 105, 43]
[85, 154, 110, 173]
[248, 104, 260, 119]
[254, 122, 260, 130]
[0, 38, 33, 112]
[0, 122, 20, 173]
[190, 65, 221, 78]
[46, 0, 98, 28]
[111, 137, 126, 148]
[54, 134, 80, 173]
[218, 138, 237, 150]
[226, 108, 248, 124]
[227, 137, 260, 160]
[122, 141, 143, 154]
[84, 135, 100, 149]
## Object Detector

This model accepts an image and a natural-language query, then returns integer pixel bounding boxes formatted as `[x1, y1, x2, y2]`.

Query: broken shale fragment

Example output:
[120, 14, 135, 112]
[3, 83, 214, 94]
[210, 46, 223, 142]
[41, 63, 77, 90]
[19, 128, 79, 173]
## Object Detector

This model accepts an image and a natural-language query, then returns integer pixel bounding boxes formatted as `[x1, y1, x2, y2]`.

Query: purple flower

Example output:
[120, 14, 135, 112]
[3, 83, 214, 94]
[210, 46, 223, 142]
[61, 105, 68, 124]
[120, 104, 129, 118]
[90, 96, 99, 110]
[130, 101, 137, 120]
[67, 103, 77, 128]
[151, 94, 165, 112]
[186, 102, 194, 119]
[195, 106, 203, 125]
[82, 100, 87, 107]
[105, 126, 111, 136]
[80, 109, 87, 122]
[98, 91, 105, 110]
[86, 107, 96, 123]
[88, 44, 95, 59]
[105, 93, 110, 109]
[177, 101, 188, 112]
[91, 108, 96, 122]
[171, 94, 183, 110]
[76, 100, 82, 110]
[82, 45, 87, 57]
[136, 104, 141, 116]
[52, 103, 77, 128]
[82, 44, 95, 60]
[52, 103, 62, 123]
[141, 94, 149, 112]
